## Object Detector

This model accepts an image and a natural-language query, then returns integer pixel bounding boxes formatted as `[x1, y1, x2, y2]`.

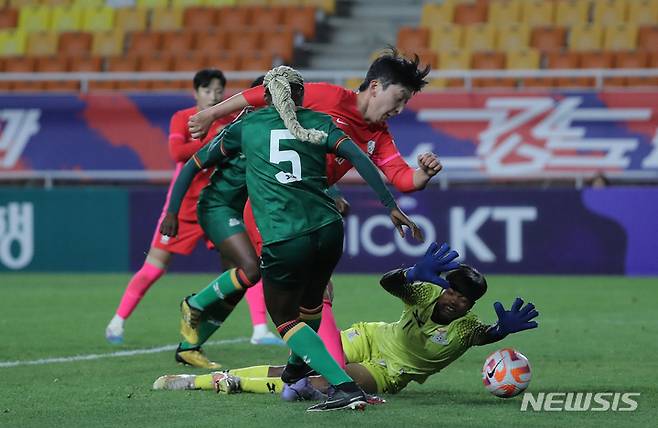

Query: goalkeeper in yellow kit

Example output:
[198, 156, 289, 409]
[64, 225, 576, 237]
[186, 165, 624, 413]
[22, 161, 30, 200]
[153, 242, 539, 398]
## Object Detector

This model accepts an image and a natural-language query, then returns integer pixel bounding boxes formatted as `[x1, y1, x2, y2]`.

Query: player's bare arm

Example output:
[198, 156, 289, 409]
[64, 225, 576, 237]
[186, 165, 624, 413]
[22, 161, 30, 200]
[189, 93, 249, 139]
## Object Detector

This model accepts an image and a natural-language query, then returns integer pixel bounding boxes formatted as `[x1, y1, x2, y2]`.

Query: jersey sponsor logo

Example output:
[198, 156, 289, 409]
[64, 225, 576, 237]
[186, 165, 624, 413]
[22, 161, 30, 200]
[367, 140, 376, 155]
[0, 202, 34, 269]
[266, 382, 277, 393]
[228, 218, 242, 227]
[0, 109, 41, 169]
[335, 118, 349, 126]
[346, 329, 360, 341]
[430, 329, 449, 345]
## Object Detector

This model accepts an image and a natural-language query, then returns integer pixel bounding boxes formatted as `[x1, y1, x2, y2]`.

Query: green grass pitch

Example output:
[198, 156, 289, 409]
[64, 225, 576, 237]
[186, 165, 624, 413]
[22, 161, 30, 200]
[1, 273, 656, 427]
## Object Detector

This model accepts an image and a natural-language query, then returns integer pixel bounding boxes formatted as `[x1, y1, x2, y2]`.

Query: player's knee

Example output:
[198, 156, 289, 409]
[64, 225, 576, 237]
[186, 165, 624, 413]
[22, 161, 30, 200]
[240, 261, 260, 286]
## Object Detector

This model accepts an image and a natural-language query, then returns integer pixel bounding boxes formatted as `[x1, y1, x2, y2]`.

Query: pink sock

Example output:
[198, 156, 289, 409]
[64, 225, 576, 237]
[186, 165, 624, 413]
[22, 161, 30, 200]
[245, 280, 267, 326]
[116, 262, 165, 319]
[318, 299, 346, 368]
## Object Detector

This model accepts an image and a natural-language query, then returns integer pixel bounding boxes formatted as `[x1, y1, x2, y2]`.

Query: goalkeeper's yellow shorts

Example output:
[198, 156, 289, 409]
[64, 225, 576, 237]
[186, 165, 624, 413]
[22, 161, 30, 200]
[340, 322, 405, 394]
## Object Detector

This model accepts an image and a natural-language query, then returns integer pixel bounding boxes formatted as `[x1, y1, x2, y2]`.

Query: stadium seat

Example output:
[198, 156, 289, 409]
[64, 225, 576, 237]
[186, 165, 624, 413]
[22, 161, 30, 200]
[592, 0, 627, 25]
[26, 31, 58, 56]
[183, 7, 218, 29]
[438, 48, 471, 69]
[569, 24, 603, 51]
[206, 51, 240, 71]
[36, 56, 79, 91]
[0, 9, 19, 30]
[453, 1, 487, 25]
[603, 23, 637, 51]
[496, 23, 530, 52]
[521, 0, 555, 27]
[430, 24, 463, 52]
[530, 27, 566, 52]
[397, 27, 430, 53]
[69, 55, 102, 71]
[272, 0, 304, 6]
[128, 32, 162, 55]
[344, 77, 362, 90]
[151, 8, 183, 31]
[71, 0, 104, 8]
[50, 6, 83, 32]
[420, 2, 454, 27]
[115, 8, 148, 33]
[8, 0, 41, 7]
[547, 51, 586, 87]
[239, 52, 273, 71]
[5, 56, 40, 91]
[172, 52, 207, 71]
[488, 0, 521, 26]
[18, 5, 51, 33]
[580, 51, 614, 68]
[612, 51, 652, 86]
[628, 0, 658, 26]
[58, 32, 92, 56]
[82, 7, 115, 32]
[92, 30, 125, 56]
[172, 0, 205, 7]
[107, 55, 139, 72]
[411, 49, 438, 68]
[507, 48, 540, 69]
[250, 7, 284, 28]
[216, 7, 250, 31]
[282, 6, 316, 40]
[192, 29, 228, 52]
[639, 25, 658, 51]
[463, 23, 496, 52]
[472, 51, 512, 87]
[0, 29, 26, 56]
[139, 54, 174, 89]
[260, 29, 294, 63]
[555, 0, 590, 27]
[238, 0, 269, 5]
[228, 30, 261, 52]
[161, 30, 195, 52]
[204, 0, 238, 5]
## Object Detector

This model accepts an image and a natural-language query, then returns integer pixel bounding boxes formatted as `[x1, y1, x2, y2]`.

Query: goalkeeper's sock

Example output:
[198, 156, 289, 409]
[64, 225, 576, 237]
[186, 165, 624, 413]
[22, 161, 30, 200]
[189, 268, 253, 310]
[193, 374, 214, 390]
[240, 377, 284, 394]
[277, 320, 352, 386]
[116, 262, 165, 318]
[318, 298, 346, 368]
[228, 365, 271, 378]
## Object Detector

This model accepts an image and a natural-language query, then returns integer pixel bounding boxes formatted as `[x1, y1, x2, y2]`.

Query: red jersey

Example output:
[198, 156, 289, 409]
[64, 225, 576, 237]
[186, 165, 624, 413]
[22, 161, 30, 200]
[166, 107, 234, 221]
[242, 82, 416, 192]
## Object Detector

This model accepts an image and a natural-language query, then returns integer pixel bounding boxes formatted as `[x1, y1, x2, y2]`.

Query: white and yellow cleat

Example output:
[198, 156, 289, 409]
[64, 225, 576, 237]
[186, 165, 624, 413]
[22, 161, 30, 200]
[152, 374, 197, 391]
[180, 297, 202, 345]
[175, 345, 222, 370]
[212, 372, 242, 394]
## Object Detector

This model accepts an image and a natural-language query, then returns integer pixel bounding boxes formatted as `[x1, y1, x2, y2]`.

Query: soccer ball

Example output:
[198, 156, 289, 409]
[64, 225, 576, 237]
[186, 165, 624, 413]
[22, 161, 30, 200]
[482, 348, 531, 398]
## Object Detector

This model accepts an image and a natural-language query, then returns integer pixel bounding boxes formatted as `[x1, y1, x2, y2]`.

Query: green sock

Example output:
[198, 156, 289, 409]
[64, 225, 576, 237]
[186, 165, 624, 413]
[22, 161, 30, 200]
[189, 269, 244, 310]
[284, 323, 351, 386]
[288, 316, 322, 366]
[179, 300, 236, 350]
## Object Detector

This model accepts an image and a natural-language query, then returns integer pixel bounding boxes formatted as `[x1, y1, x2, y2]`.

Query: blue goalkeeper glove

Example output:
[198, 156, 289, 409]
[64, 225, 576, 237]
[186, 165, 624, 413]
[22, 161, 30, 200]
[490, 298, 539, 337]
[405, 242, 460, 288]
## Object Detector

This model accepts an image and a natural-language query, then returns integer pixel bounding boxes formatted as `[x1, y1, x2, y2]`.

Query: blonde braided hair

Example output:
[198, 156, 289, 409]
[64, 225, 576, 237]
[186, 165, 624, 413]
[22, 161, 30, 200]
[263, 66, 327, 145]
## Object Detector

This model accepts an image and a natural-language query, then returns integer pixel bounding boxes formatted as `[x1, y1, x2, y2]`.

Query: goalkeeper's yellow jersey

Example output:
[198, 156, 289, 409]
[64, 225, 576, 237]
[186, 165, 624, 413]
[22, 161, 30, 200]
[372, 283, 489, 385]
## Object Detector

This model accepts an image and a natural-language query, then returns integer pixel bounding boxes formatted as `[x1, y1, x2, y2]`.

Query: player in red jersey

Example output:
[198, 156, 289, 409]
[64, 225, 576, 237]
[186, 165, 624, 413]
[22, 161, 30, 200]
[189, 49, 443, 375]
[106, 70, 279, 349]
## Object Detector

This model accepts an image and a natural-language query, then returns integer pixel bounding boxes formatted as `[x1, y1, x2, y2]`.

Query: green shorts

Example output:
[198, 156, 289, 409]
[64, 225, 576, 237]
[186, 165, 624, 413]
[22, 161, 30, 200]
[340, 322, 407, 394]
[260, 220, 343, 290]
[197, 204, 246, 246]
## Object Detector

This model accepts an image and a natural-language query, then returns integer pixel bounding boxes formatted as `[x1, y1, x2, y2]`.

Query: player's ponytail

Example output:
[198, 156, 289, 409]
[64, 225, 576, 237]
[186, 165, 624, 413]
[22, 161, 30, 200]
[263, 66, 327, 145]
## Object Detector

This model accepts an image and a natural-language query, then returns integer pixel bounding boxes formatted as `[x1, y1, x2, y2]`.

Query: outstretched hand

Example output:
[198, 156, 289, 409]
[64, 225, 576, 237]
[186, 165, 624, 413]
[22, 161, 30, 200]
[390, 208, 424, 242]
[405, 242, 460, 288]
[492, 298, 539, 336]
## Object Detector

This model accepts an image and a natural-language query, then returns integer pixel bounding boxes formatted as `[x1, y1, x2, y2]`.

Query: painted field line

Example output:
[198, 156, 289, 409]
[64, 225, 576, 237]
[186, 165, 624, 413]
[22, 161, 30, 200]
[0, 337, 249, 368]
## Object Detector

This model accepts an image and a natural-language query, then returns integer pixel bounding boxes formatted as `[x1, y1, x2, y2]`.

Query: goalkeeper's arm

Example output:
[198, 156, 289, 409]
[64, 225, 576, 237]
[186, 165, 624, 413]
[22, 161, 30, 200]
[379, 268, 431, 306]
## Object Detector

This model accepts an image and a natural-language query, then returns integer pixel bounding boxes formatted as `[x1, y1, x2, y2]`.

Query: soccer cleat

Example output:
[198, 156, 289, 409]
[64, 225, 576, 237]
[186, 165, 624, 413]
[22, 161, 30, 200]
[281, 377, 327, 402]
[365, 394, 386, 405]
[250, 331, 285, 346]
[105, 326, 124, 345]
[175, 345, 222, 369]
[306, 386, 368, 412]
[280, 361, 317, 384]
[211, 371, 241, 394]
[180, 296, 202, 345]
[152, 374, 196, 391]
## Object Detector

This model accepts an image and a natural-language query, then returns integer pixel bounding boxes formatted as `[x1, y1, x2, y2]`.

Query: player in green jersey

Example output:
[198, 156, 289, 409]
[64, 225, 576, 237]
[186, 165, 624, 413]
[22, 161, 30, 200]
[153, 242, 539, 400]
[163, 65, 422, 411]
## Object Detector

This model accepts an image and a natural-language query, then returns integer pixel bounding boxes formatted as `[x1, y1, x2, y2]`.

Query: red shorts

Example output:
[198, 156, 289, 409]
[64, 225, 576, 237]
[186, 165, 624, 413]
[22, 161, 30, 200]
[243, 198, 263, 256]
[151, 212, 214, 256]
